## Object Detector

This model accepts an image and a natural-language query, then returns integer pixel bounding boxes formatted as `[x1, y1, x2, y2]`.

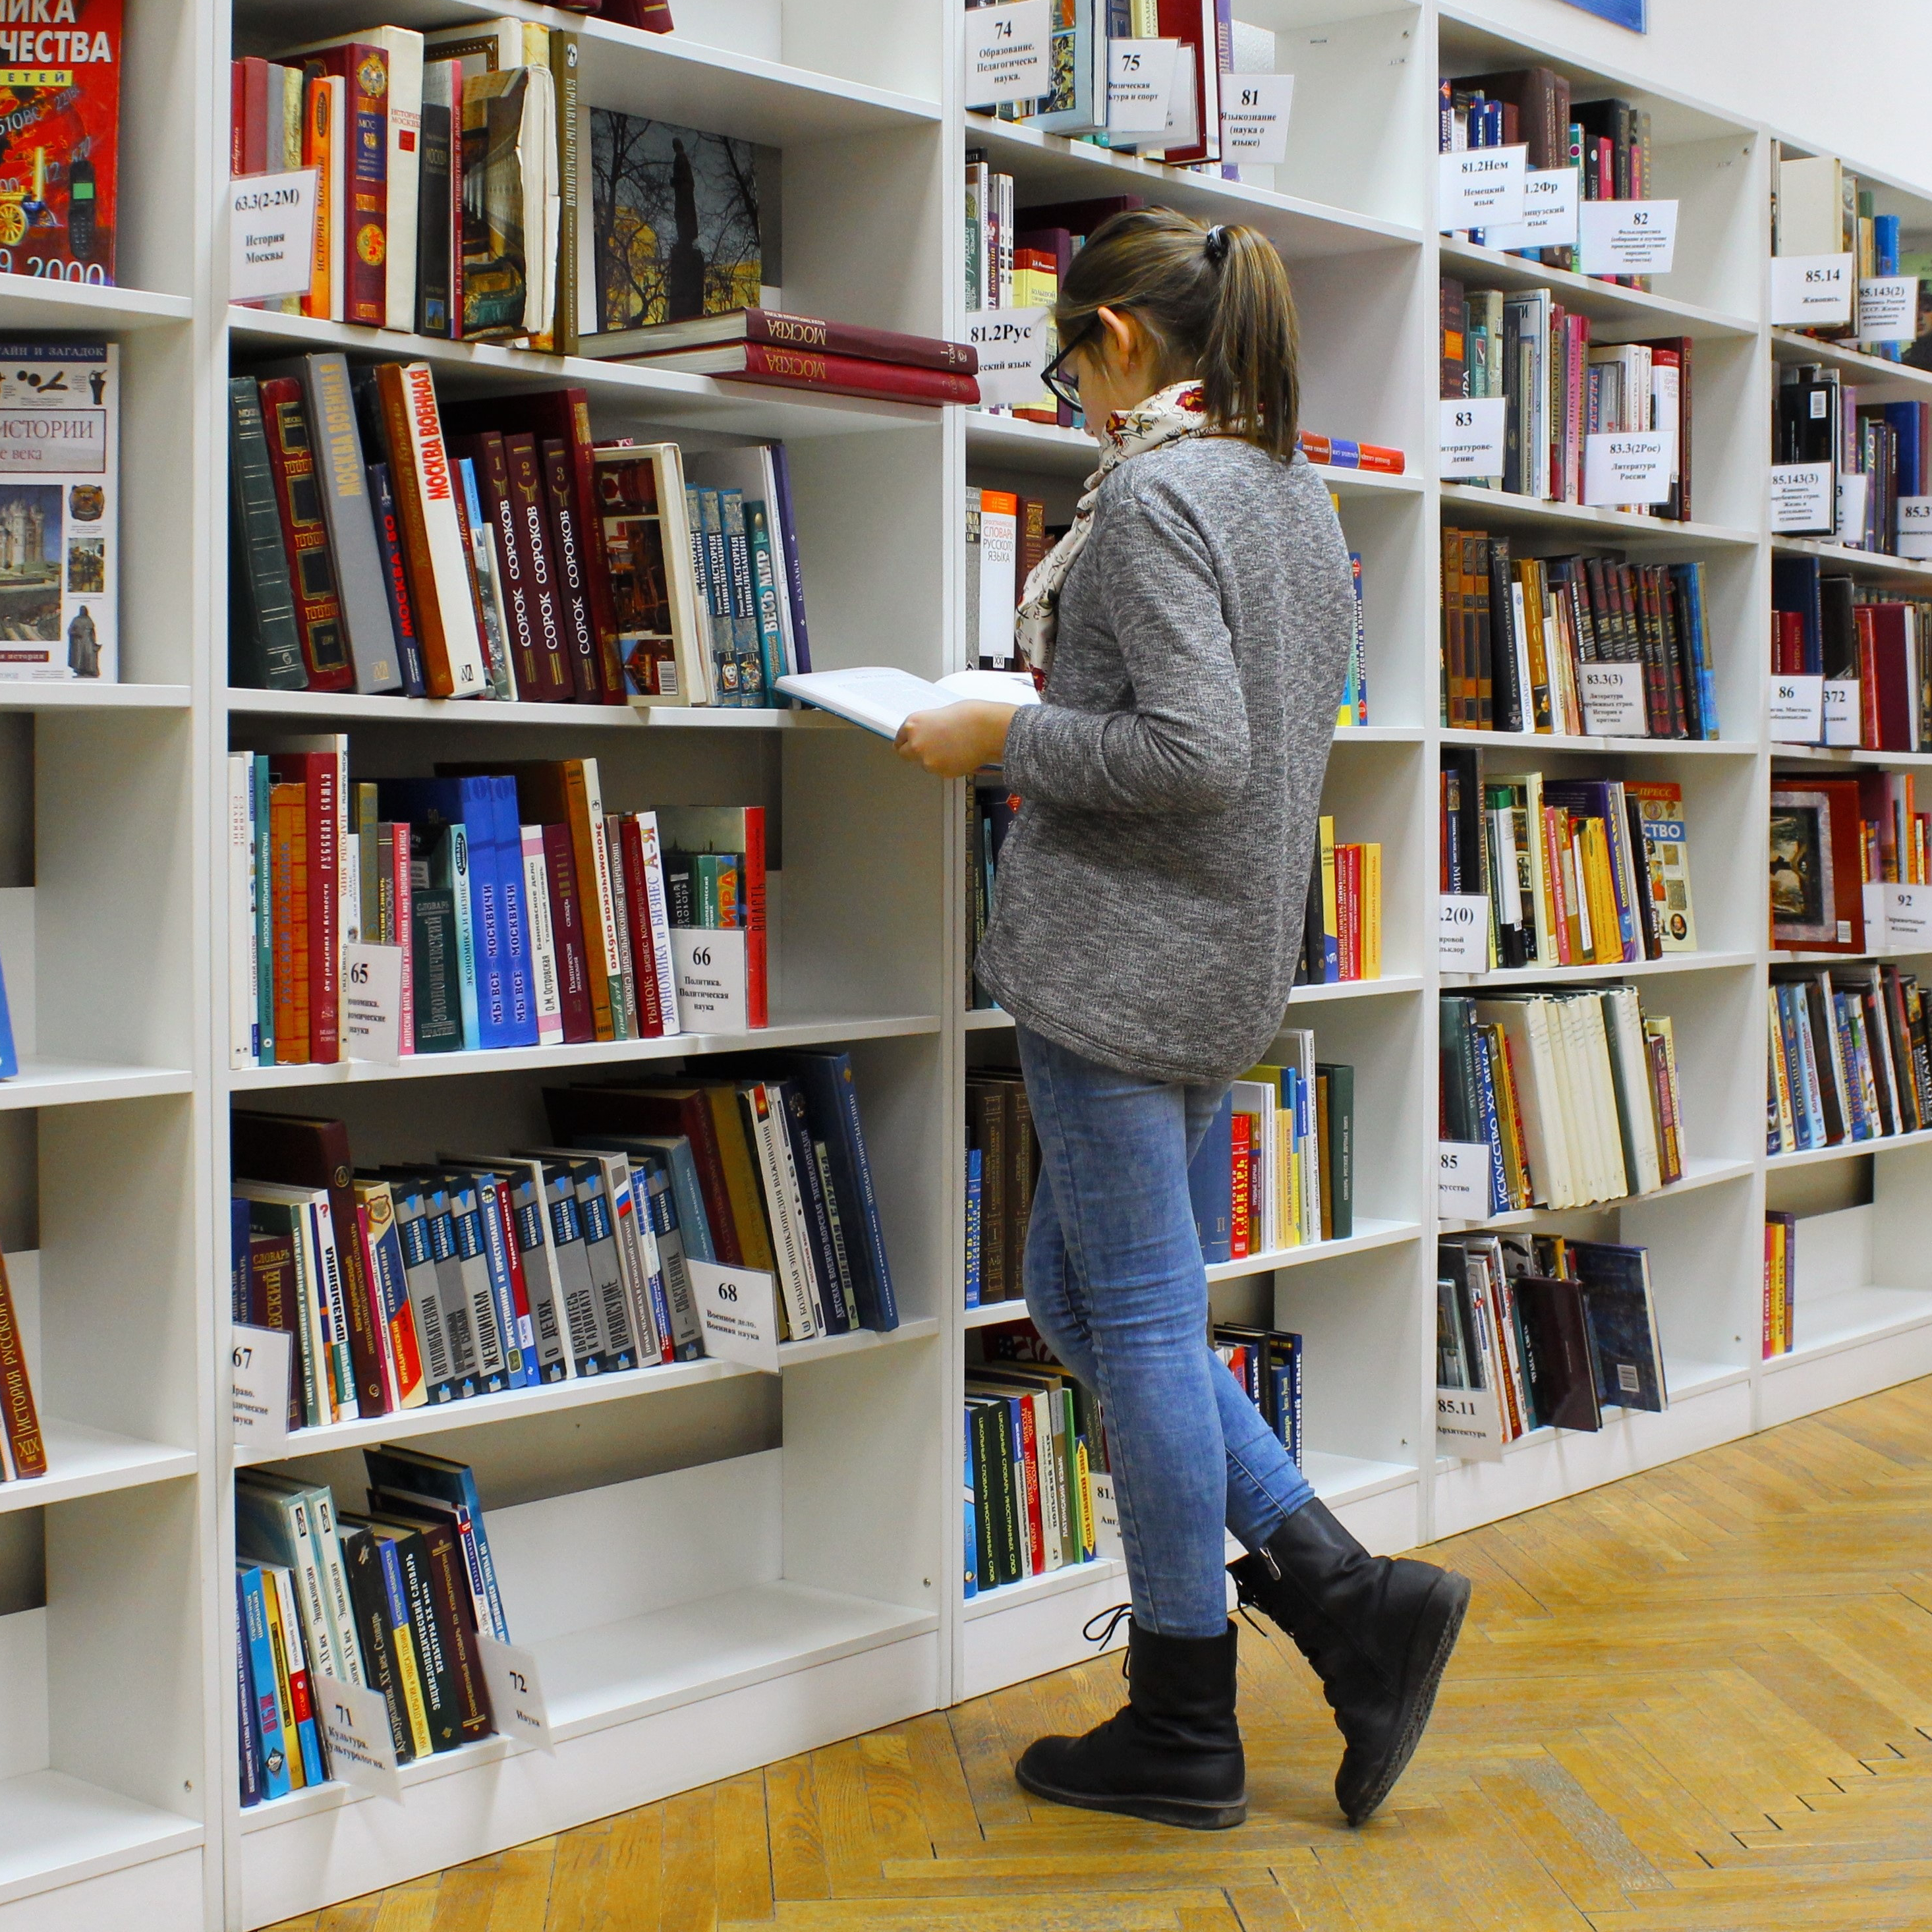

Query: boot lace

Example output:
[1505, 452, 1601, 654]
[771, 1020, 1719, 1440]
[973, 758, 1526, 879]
[1083, 1603, 1133, 1678]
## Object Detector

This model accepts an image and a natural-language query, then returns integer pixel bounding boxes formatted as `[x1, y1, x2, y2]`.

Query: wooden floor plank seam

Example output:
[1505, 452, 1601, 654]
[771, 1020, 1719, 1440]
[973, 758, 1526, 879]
[262, 1378, 1932, 1932]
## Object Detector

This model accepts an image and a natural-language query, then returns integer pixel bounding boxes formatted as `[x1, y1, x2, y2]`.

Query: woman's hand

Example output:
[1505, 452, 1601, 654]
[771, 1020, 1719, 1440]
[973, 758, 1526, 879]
[895, 700, 1019, 779]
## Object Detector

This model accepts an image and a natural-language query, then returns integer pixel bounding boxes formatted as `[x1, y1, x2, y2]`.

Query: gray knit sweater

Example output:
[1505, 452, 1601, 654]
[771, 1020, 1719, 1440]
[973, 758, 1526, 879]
[975, 438, 1355, 1084]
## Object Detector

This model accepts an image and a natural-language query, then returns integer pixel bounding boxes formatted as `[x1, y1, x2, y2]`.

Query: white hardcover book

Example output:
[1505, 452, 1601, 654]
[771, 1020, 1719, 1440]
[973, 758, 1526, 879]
[229, 754, 256, 1068]
[520, 827, 565, 1046]
[764, 1081, 828, 1332]
[593, 1150, 660, 1361]
[632, 810, 681, 1036]
[1579, 994, 1630, 1199]
[393, 362, 489, 697]
[271, 1528, 327, 1699]
[324, 74, 346, 321]
[978, 496, 1017, 665]
[302, 1485, 363, 1688]
[1558, 996, 1607, 1202]
[747, 1083, 818, 1340]
[577, 756, 626, 1027]
[1544, 998, 1591, 1206]
[1604, 987, 1664, 1195]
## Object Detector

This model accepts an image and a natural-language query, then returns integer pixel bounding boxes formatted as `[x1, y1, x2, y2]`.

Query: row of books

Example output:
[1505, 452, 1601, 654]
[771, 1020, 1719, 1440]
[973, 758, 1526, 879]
[1771, 564, 1932, 752]
[1199, 1043, 1357, 1261]
[237, 1447, 507, 1802]
[1441, 988, 1686, 1218]
[1854, 771, 1932, 887]
[1769, 773, 1886, 953]
[0, 1253, 41, 1481]
[1296, 818, 1382, 986]
[1766, 963, 1932, 1156]
[1774, 150, 1914, 360]
[1440, 71, 1654, 289]
[1437, 1234, 1669, 1467]
[1215, 1322, 1304, 1463]
[1439, 534, 1719, 739]
[1442, 754, 1698, 969]
[965, 1324, 1108, 1593]
[227, 745, 766, 1065]
[1440, 281, 1691, 517]
[967, 779, 1019, 1013]
[965, 1067, 1037, 1305]
[1763, 1211, 1797, 1357]
[1772, 363, 1929, 547]
[229, 353, 812, 707]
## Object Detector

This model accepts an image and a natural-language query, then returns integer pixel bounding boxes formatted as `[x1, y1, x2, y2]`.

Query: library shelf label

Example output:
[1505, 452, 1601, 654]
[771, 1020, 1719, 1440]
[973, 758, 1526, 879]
[1220, 74, 1295, 164]
[476, 1635, 555, 1752]
[669, 927, 752, 1033]
[1770, 461, 1833, 533]
[316, 1672, 403, 1802]
[968, 307, 1053, 408]
[1437, 144, 1526, 228]
[1577, 199, 1678, 276]
[1769, 675, 1825, 742]
[1439, 397, 1507, 480]
[1437, 1383, 1505, 1462]
[689, 1259, 781, 1372]
[1579, 661, 1649, 736]
[1898, 496, 1932, 559]
[1484, 167, 1580, 251]
[342, 944, 404, 1065]
[1824, 679, 1860, 745]
[1438, 1141, 1492, 1218]
[230, 169, 318, 302]
[1771, 252, 1854, 327]
[1438, 894, 1490, 971]
[1091, 1472, 1123, 1560]
[1583, 431, 1674, 507]
[965, 1, 1052, 107]
[1106, 39, 1181, 136]
[1883, 884, 1932, 952]
[231, 1324, 293, 1451]
[1858, 275, 1918, 344]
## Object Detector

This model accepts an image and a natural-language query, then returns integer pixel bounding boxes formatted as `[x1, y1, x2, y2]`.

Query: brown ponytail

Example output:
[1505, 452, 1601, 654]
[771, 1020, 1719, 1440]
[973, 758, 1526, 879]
[1054, 208, 1301, 461]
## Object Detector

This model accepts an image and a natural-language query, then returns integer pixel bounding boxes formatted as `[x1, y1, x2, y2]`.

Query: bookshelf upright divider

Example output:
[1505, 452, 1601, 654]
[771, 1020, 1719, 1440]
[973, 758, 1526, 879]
[0, 1, 1927, 1926]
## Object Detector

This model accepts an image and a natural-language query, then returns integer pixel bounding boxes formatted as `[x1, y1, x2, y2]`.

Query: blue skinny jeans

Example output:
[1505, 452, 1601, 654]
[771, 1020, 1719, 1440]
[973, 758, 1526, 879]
[1017, 1023, 1315, 1639]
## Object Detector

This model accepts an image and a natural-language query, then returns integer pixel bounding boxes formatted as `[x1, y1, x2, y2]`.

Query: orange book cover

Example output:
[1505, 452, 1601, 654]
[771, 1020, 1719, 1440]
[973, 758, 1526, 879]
[0, 0, 121, 284]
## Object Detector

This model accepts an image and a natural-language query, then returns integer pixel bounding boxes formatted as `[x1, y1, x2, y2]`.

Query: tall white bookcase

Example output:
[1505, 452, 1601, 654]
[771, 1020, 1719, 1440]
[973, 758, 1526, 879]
[0, 0, 1929, 1925]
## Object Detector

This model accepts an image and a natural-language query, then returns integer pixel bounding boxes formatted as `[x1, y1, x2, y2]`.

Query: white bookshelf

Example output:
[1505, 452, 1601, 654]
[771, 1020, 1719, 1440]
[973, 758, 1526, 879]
[0, 0, 1923, 1927]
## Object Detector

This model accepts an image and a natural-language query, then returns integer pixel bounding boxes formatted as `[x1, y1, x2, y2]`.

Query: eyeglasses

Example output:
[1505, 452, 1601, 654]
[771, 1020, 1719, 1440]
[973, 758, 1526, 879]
[1040, 323, 1093, 413]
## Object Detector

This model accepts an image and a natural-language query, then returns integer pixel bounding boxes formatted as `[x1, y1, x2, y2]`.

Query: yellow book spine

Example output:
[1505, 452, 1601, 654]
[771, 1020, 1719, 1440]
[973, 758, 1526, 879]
[1361, 843, 1382, 979]
[262, 1574, 306, 1790]
[1581, 820, 1621, 965]
[302, 77, 333, 321]
[391, 1603, 434, 1760]
[1074, 1435, 1094, 1558]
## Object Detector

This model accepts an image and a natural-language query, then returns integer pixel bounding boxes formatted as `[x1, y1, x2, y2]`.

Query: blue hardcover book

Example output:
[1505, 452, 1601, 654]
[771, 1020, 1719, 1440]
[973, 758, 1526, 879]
[239, 1565, 292, 1800]
[360, 1447, 509, 1643]
[693, 487, 741, 706]
[381, 779, 504, 1048]
[232, 1196, 252, 1321]
[775, 1050, 899, 1330]
[629, 1135, 713, 1262]
[768, 443, 810, 673]
[963, 1410, 978, 1599]
[443, 1175, 512, 1392]
[367, 462, 428, 697]
[636, 1152, 703, 1361]
[488, 775, 538, 1046]
[471, 1171, 534, 1388]
[236, 1572, 263, 1807]
[965, 1147, 983, 1309]
[1471, 1028, 1508, 1216]
[1885, 401, 1923, 498]
[1670, 561, 1720, 739]
[1189, 1092, 1234, 1264]
[714, 488, 767, 706]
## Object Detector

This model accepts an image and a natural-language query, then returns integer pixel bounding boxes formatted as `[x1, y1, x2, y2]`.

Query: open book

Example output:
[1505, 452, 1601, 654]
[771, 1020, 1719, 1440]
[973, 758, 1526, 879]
[776, 668, 1039, 739]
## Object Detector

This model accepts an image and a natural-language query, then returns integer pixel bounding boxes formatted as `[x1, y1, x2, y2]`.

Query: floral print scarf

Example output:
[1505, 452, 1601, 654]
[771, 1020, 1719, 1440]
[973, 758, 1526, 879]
[1012, 380, 1208, 679]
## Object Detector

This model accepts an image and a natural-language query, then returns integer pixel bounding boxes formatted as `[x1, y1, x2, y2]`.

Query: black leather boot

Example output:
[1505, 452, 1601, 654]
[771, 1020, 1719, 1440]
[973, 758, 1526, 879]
[1013, 1617, 1247, 1830]
[1231, 1498, 1469, 1826]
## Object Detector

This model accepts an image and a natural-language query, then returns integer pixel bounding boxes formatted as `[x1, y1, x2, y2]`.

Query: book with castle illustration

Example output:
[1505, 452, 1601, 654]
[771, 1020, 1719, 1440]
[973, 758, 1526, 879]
[580, 109, 780, 339]
[0, 338, 117, 681]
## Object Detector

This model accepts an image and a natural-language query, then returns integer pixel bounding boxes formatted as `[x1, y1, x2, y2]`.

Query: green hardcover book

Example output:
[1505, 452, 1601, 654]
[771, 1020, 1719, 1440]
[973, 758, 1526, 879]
[411, 888, 465, 1053]
[1317, 1062, 1354, 1241]
[743, 499, 789, 689]
[227, 376, 308, 690]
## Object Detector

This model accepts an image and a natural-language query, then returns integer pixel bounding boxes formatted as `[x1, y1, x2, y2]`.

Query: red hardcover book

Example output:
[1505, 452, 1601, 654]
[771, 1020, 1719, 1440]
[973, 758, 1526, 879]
[1864, 603, 1918, 751]
[1014, 1394, 1044, 1574]
[297, 45, 386, 327]
[231, 1112, 389, 1417]
[441, 391, 621, 699]
[1337, 844, 1361, 981]
[268, 752, 339, 1063]
[600, 0, 675, 29]
[542, 823, 596, 1044]
[542, 438, 602, 700]
[355, 1201, 398, 1410]
[1357, 443, 1407, 474]
[0, 1252, 45, 1479]
[503, 433, 575, 698]
[1230, 1112, 1251, 1260]
[258, 378, 355, 692]
[602, 307, 979, 374]
[1151, 0, 1218, 166]
[718, 343, 980, 406]
[236, 57, 270, 173]
[617, 814, 665, 1038]
[270, 783, 308, 1060]
[247, 1228, 304, 1431]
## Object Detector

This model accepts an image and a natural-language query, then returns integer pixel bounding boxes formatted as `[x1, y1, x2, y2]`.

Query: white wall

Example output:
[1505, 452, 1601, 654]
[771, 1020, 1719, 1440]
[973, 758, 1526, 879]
[1453, 0, 1932, 192]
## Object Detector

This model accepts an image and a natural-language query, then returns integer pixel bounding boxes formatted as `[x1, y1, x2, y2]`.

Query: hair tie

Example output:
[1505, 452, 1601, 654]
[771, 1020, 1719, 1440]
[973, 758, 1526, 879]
[1203, 225, 1230, 268]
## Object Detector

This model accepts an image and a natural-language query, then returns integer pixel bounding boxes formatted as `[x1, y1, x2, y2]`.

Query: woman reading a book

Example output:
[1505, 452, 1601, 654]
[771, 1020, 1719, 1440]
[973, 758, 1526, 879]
[898, 211, 1468, 1832]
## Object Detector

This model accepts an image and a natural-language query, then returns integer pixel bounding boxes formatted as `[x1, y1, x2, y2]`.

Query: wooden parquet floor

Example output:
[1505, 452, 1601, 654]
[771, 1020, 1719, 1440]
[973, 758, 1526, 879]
[270, 1377, 1932, 1932]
